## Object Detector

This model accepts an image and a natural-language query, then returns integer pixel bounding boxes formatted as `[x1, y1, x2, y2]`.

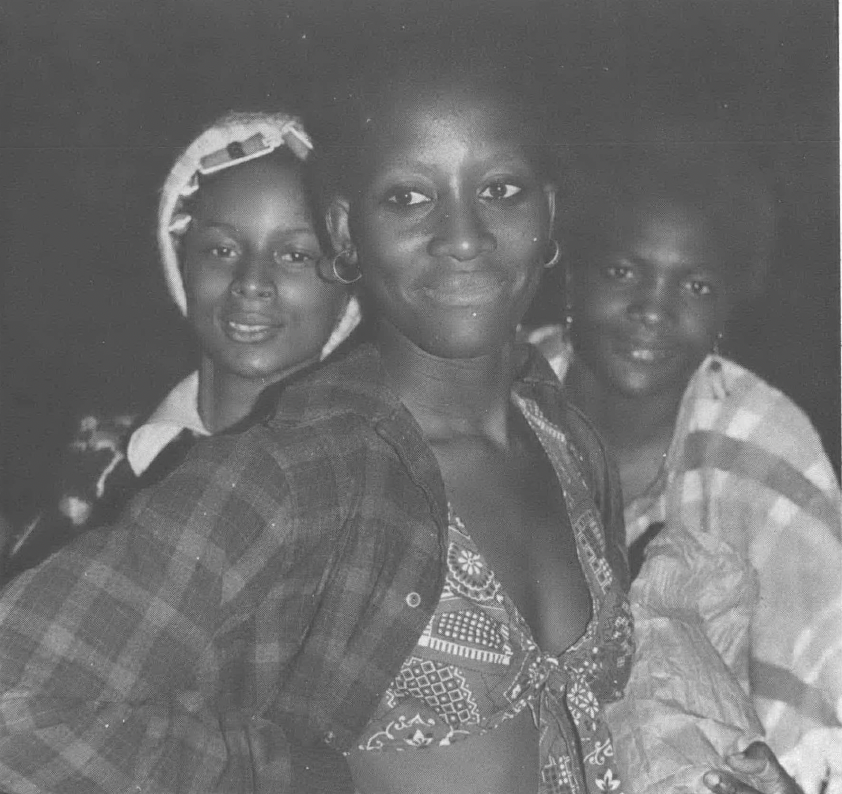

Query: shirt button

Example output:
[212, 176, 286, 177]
[405, 592, 421, 608]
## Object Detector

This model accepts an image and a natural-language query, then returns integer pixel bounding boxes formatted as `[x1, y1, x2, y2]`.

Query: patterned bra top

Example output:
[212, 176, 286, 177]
[354, 397, 635, 794]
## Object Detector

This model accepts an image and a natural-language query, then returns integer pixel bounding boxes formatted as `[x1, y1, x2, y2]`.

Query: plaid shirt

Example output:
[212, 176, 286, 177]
[0, 343, 627, 794]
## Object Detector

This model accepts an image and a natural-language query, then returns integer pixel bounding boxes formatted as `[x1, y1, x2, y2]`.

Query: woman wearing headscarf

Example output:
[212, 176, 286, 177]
[2, 111, 360, 580]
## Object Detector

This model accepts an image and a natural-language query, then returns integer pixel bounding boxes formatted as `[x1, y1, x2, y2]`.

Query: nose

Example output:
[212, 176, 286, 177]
[628, 274, 674, 326]
[230, 252, 276, 300]
[428, 201, 496, 262]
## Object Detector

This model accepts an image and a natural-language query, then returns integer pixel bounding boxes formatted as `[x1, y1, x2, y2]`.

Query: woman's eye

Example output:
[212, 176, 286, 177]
[479, 181, 522, 200]
[604, 265, 634, 281]
[275, 250, 317, 266]
[687, 279, 714, 296]
[209, 245, 237, 259]
[384, 188, 431, 207]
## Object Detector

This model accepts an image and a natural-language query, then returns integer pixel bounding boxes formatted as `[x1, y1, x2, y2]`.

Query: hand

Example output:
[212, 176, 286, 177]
[703, 742, 803, 794]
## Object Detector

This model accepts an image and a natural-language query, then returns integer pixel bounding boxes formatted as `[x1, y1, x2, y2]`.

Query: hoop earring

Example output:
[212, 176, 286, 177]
[544, 239, 561, 269]
[330, 249, 362, 285]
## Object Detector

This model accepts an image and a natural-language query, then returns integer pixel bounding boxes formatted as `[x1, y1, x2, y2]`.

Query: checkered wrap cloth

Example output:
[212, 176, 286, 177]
[532, 324, 842, 790]
[623, 353, 842, 757]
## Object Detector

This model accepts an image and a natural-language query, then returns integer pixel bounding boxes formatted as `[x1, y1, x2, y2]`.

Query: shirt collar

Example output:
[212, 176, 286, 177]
[126, 371, 210, 476]
[265, 341, 562, 428]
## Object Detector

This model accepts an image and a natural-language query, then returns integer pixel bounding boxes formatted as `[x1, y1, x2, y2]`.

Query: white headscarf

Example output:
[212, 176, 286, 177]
[157, 111, 360, 359]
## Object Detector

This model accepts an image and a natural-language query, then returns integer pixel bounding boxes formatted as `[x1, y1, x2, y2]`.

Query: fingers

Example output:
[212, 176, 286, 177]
[704, 742, 804, 794]
[704, 770, 760, 794]
[727, 742, 777, 776]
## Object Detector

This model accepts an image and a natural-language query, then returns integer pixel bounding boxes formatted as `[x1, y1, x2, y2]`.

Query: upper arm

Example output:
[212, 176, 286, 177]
[0, 425, 299, 695]
[0, 422, 346, 793]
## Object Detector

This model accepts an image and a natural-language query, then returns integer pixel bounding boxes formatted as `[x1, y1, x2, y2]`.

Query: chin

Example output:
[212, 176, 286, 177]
[611, 378, 663, 400]
[218, 353, 297, 384]
[419, 324, 512, 360]
[607, 361, 689, 401]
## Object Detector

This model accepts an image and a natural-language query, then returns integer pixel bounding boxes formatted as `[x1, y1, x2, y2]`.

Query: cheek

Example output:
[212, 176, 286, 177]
[184, 264, 230, 314]
[493, 206, 546, 254]
[572, 277, 624, 324]
[279, 277, 345, 326]
[356, 215, 415, 269]
[678, 297, 724, 345]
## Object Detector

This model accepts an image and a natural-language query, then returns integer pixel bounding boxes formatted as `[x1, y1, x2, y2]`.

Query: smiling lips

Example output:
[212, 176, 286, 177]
[423, 274, 505, 306]
[614, 334, 676, 364]
[618, 337, 676, 363]
[223, 316, 282, 344]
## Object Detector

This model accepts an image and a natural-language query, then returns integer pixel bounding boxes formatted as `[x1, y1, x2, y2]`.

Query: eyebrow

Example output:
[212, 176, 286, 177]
[195, 221, 238, 234]
[375, 149, 534, 173]
[196, 221, 318, 237]
[619, 254, 722, 272]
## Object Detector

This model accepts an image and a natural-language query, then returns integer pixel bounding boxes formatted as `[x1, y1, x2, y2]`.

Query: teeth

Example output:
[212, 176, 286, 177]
[229, 322, 271, 333]
[630, 349, 657, 361]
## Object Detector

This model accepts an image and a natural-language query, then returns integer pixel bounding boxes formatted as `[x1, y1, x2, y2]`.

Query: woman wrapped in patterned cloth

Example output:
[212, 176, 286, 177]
[529, 143, 842, 794]
[0, 37, 804, 794]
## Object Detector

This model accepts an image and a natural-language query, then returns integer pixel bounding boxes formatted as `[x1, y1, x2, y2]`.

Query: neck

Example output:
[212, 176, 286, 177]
[565, 360, 683, 454]
[375, 321, 517, 446]
[197, 357, 286, 434]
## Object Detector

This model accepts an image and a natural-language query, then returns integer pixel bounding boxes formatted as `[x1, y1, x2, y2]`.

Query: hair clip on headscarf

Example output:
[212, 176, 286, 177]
[198, 123, 313, 177]
[198, 133, 274, 175]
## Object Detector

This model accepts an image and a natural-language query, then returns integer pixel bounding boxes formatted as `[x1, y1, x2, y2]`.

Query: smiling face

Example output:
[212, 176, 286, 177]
[569, 196, 739, 399]
[330, 90, 555, 359]
[181, 156, 347, 385]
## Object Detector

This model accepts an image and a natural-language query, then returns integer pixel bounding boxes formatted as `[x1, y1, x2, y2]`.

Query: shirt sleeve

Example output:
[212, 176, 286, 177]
[0, 428, 305, 794]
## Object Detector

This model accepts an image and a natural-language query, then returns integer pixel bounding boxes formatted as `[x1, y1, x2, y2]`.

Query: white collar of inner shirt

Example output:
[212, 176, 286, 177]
[126, 371, 210, 476]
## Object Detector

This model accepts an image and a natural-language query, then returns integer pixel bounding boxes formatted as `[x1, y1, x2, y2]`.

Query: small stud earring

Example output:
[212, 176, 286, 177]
[562, 263, 573, 333]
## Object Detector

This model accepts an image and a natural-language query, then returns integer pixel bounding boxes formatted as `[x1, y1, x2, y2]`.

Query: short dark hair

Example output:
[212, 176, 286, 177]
[562, 143, 776, 296]
[303, 28, 574, 250]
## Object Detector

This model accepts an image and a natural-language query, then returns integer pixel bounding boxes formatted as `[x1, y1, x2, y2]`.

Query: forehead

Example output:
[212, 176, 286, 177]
[360, 90, 534, 175]
[193, 157, 309, 220]
[603, 197, 724, 261]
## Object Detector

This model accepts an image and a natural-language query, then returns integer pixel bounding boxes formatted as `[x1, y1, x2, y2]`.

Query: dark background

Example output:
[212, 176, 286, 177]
[2, 0, 838, 521]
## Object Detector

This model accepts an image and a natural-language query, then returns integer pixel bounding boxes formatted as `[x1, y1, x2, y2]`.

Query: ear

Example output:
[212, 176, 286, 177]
[326, 197, 356, 261]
